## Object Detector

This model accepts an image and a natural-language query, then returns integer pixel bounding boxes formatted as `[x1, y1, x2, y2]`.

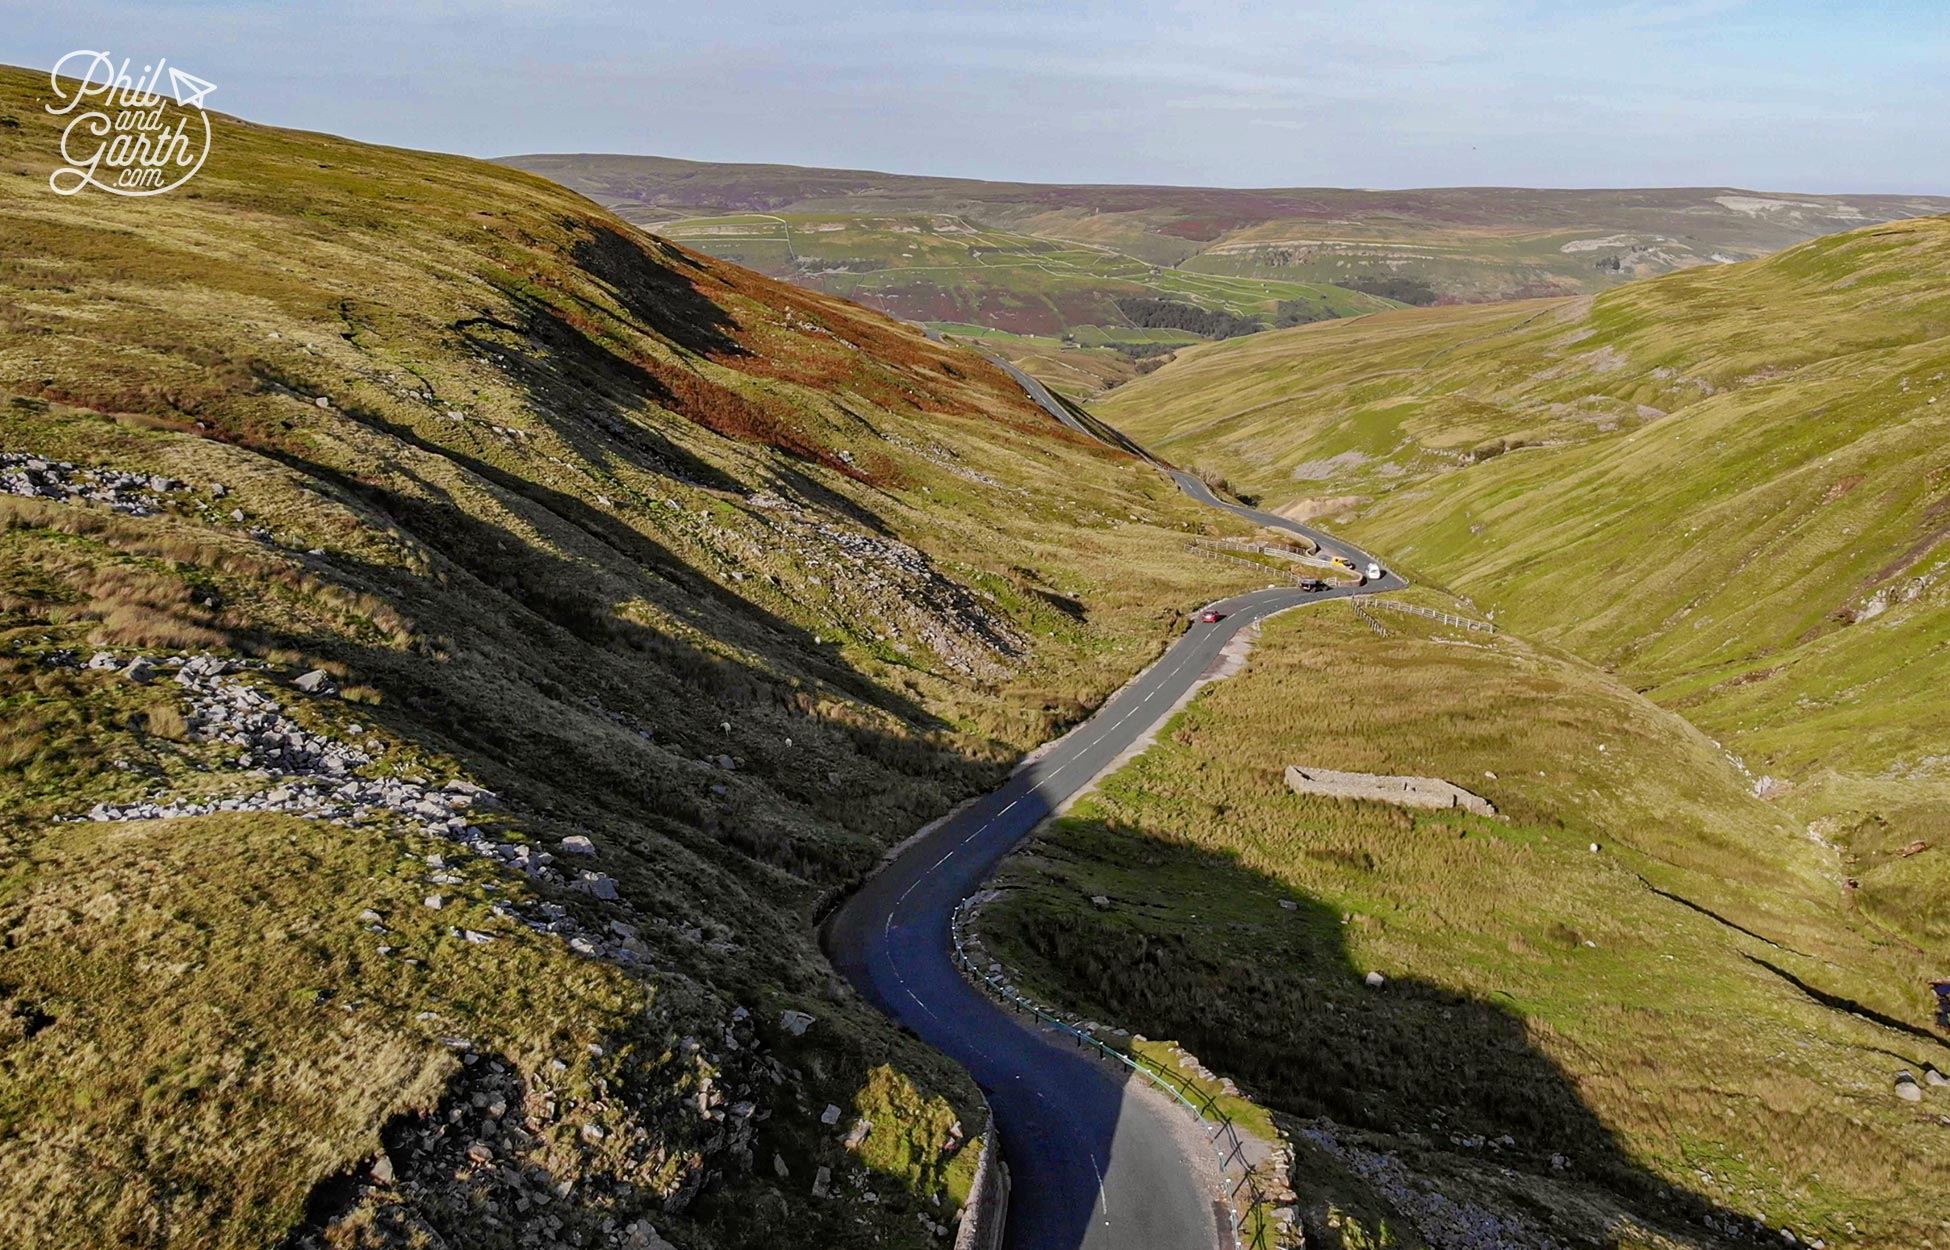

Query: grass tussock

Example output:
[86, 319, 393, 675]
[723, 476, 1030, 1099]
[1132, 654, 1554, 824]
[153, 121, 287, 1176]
[849, 1065, 980, 1208]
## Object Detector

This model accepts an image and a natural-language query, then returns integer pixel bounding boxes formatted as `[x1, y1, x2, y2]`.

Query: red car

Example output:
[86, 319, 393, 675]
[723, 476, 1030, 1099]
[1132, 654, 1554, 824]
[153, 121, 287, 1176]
[1199, 610, 1224, 623]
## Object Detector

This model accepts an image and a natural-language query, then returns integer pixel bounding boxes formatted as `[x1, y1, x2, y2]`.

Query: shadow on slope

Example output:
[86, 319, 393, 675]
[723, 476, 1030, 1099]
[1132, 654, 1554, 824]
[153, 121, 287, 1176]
[570, 220, 749, 360]
[241, 448, 1000, 878]
[0, 446, 1020, 1249]
[986, 823, 1777, 1249]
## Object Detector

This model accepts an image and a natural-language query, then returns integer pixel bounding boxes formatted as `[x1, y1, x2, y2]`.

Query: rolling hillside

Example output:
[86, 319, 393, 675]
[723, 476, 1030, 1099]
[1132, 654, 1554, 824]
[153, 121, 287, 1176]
[1101, 214, 1950, 955]
[0, 65, 1265, 1250]
[914, 215, 1950, 1249]
[981, 598, 1950, 1249]
[498, 153, 1950, 396]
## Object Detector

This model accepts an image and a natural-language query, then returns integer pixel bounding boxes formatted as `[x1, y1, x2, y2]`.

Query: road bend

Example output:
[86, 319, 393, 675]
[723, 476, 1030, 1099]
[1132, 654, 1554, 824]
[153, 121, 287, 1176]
[825, 349, 1403, 1249]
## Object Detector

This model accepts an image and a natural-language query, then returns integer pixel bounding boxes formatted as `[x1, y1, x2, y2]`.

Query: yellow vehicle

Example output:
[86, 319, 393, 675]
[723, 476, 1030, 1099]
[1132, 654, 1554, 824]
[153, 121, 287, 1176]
[1330, 556, 1356, 573]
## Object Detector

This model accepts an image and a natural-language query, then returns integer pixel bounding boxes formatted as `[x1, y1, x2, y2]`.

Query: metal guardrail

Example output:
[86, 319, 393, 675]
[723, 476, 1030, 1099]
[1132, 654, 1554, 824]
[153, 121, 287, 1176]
[949, 898, 1280, 1250]
[1352, 595, 1496, 634]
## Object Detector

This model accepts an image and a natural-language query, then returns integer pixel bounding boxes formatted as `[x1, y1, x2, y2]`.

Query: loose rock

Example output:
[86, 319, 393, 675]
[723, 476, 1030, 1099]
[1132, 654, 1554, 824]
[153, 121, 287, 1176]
[292, 669, 334, 694]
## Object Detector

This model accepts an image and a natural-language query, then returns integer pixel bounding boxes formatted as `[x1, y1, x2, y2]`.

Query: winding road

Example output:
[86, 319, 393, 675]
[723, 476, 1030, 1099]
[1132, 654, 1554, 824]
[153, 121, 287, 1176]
[824, 351, 1404, 1249]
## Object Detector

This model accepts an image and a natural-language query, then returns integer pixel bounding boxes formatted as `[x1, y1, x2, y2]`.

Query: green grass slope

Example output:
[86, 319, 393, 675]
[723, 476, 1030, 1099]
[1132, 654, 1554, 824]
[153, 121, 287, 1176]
[981, 604, 1950, 1249]
[1101, 217, 1950, 921]
[0, 65, 1270, 1250]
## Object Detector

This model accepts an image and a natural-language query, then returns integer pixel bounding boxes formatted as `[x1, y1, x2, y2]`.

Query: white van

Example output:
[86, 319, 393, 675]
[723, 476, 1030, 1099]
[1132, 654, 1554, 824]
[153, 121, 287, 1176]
[1366, 562, 1383, 581]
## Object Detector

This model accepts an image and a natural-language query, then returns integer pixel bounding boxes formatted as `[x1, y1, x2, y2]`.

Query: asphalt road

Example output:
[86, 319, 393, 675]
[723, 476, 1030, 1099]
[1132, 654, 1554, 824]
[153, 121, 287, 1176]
[825, 351, 1403, 1250]
[985, 350, 1384, 565]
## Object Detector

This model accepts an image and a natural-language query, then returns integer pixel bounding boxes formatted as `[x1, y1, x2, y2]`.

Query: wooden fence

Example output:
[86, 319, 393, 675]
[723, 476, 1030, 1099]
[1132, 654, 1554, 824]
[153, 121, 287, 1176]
[1353, 596, 1496, 633]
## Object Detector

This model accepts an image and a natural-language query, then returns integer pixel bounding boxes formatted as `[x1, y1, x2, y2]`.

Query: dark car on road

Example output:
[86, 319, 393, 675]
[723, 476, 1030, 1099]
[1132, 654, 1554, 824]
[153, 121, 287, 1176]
[1298, 578, 1327, 592]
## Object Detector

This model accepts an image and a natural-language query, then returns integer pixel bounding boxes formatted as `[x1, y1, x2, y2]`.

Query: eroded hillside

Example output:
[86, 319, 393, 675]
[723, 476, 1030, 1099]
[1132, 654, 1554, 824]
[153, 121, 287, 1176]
[0, 66, 1260, 1250]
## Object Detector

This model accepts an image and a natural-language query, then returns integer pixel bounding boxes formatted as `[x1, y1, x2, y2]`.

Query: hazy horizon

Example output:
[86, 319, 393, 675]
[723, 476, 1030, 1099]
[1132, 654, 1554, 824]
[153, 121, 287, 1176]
[495, 149, 1949, 199]
[12, 1, 1948, 196]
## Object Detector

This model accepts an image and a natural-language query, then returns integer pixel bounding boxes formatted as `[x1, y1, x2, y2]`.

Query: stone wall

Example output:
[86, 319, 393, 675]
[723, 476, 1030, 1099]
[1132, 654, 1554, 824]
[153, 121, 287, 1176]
[952, 1109, 1008, 1250]
[1284, 765, 1496, 818]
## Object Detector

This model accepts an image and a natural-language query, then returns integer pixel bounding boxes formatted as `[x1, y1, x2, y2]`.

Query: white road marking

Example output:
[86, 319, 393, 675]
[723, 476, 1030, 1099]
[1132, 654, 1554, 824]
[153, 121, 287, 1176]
[903, 986, 942, 1024]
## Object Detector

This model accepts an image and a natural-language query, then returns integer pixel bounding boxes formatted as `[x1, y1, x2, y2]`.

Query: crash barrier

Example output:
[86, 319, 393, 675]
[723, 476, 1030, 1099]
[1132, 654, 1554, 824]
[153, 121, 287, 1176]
[951, 1108, 1009, 1250]
[949, 899, 1279, 1250]
[1352, 595, 1496, 634]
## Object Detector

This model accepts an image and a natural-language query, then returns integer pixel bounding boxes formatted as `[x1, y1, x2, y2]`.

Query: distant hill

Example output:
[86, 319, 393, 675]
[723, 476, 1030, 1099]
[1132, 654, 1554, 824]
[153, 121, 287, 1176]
[500, 152, 1950, 395]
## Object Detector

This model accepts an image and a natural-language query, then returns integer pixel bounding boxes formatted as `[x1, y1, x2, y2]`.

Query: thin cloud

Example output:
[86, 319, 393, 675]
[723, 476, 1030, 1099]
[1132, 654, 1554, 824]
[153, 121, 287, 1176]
[9, 0, 1946, 191]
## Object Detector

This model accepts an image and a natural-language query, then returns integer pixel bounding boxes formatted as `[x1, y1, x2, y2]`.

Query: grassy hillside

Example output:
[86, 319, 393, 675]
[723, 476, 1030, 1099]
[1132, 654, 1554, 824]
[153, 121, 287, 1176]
[1101, 216, 1950, 900]
[499, 154, 1950, 394]
[985, 211, 1950, 1246]
[980, 603, 1950, 1249]
[0, 65, 1269, 1250]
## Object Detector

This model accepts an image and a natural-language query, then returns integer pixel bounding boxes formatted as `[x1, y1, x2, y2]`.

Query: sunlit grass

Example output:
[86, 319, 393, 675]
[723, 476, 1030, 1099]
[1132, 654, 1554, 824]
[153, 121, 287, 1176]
[982, 605, 1949, 1248]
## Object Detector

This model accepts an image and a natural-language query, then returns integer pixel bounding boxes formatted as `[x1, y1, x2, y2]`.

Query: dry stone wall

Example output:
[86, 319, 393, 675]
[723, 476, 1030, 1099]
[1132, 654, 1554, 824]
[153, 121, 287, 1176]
[950, 1110, 1008, 1250]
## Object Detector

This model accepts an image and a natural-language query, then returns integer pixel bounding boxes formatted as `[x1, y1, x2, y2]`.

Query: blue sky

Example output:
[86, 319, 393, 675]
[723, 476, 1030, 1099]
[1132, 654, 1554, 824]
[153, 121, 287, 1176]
[11, 1, 1947, 191]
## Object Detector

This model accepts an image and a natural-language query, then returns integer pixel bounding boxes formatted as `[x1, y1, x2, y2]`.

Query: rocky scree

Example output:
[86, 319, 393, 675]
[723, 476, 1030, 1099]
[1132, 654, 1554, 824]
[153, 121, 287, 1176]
[44, 646, 812, 1247]
[1, 450, 217, 516]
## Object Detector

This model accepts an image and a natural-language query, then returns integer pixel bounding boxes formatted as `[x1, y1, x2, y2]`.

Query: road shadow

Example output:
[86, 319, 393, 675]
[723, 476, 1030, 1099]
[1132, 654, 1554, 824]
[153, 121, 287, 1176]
[983, 816, 1790, 1249]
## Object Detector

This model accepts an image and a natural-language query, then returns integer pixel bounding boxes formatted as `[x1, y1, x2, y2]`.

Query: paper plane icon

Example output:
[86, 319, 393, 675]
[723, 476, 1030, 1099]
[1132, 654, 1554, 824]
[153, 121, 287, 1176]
[167, 67, 217, 109]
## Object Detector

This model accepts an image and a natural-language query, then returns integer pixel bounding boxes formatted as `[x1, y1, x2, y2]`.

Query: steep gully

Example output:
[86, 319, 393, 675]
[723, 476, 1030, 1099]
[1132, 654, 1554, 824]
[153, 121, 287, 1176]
[824, 350, 1404, 1250]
